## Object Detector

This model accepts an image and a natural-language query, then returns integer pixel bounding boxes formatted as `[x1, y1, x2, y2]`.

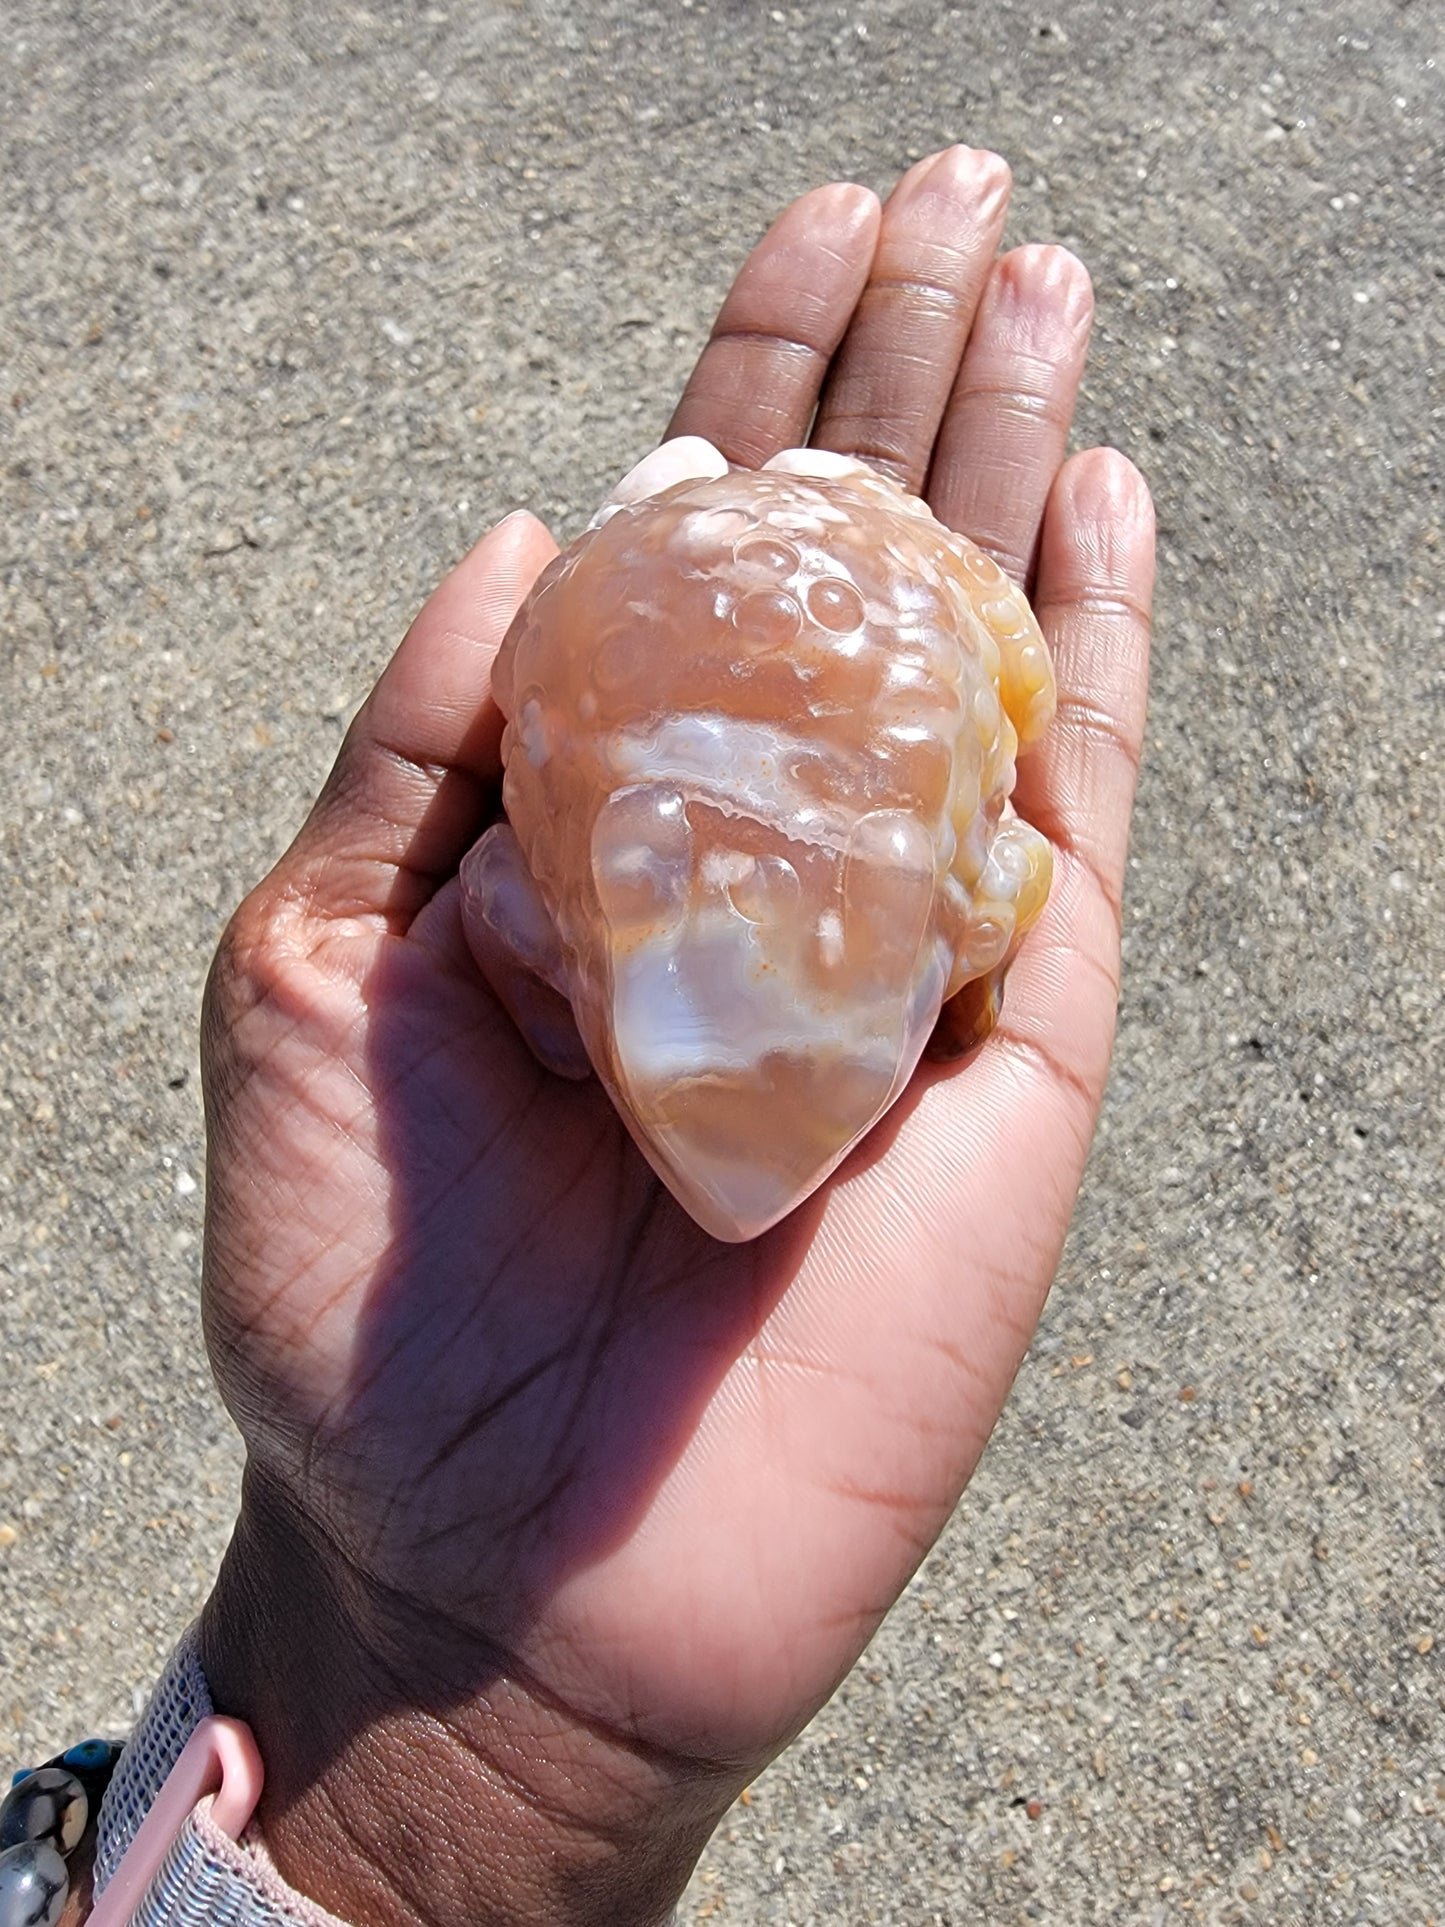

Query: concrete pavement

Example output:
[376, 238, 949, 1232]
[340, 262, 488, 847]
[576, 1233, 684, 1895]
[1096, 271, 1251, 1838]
[2, 2, 1440, 1919]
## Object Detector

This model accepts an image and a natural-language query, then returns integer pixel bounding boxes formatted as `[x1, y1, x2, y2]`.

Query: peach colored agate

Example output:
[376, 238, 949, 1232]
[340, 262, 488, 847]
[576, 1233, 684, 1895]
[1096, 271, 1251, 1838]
[472, 439, 1056, 1241]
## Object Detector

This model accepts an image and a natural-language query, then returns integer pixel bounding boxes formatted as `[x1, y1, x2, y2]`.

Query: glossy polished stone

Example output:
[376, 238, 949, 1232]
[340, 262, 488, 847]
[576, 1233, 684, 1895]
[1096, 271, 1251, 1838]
[485, 441, 1056, 1239]
[0, 1840, 68, 1927]
[0, 1769, 86, 1857]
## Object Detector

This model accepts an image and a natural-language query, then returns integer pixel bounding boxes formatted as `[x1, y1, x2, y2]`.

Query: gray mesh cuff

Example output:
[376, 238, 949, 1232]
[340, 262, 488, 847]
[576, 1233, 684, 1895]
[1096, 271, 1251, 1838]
[95, 1624, 213, 1892]
[94, 1622, 350, 1925]
[124, 1799, 350, 1927]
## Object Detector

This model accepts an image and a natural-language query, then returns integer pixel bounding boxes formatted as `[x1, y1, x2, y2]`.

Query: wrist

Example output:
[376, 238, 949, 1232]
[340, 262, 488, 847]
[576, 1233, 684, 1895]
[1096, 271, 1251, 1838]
[197, 1470, 719, 1927]
[60, 1823, 96, 1927]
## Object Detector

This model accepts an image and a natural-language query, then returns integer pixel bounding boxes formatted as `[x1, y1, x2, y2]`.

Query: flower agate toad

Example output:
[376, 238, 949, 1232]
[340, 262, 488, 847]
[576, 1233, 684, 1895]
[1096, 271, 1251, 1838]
[467, 438, 1056, 1241]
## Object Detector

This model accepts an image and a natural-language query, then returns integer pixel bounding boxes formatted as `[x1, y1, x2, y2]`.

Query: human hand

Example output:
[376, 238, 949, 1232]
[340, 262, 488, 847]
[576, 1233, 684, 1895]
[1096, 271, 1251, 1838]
[197, 147, 1153, 1927]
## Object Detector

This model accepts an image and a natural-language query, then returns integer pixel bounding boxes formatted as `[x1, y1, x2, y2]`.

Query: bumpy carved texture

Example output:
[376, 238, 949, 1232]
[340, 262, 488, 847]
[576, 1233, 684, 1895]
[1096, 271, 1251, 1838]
[483, 442, 1055, 1240]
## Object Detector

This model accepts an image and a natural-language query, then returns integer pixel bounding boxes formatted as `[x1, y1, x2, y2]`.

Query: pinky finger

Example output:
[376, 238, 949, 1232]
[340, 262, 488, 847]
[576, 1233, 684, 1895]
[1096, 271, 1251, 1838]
[1010, 448, 1155, 922]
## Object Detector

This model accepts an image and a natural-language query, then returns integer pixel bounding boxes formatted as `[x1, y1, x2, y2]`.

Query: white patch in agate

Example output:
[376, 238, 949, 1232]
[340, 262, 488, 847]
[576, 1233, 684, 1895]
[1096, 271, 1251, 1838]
[761, 447, 874, 482]
[606, 714, 856, 852]
[486, 441, 1057, 1239]
[590, 437, 728, 528]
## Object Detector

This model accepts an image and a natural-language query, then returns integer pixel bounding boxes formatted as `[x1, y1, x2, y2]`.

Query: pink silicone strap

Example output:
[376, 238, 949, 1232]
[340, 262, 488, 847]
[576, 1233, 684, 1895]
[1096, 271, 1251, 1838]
[88, 1715, 264, 1927]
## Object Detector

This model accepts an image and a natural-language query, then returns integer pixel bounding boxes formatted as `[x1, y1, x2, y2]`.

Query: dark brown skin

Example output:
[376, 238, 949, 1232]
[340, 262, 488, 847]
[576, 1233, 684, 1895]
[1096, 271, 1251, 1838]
[60, 1848, 94, 1927]
[178, 147, 1152, 1927]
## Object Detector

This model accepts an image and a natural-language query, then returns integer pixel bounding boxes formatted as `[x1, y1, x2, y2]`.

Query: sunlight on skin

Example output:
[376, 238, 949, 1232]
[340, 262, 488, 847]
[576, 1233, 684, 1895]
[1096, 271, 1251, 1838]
[196, 150, 1154, 1927]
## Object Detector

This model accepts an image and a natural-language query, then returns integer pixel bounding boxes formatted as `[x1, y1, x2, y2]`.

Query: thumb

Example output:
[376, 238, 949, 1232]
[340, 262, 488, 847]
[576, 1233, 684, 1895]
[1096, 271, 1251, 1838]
[277, 509, 559, 930]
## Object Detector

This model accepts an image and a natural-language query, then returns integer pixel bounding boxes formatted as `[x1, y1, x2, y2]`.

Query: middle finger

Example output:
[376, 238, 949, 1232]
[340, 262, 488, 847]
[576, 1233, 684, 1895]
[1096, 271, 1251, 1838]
[810, 145, 1012, 492]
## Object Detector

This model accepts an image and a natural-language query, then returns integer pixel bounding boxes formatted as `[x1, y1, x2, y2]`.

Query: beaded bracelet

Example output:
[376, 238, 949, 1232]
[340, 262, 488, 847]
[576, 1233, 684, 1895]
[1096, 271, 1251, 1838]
[0, 1736, 124, 1925]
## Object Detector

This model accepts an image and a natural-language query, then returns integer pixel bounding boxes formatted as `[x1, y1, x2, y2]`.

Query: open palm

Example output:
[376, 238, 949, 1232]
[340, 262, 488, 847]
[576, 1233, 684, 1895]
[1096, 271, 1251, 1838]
[198, 148, 1153, 1926]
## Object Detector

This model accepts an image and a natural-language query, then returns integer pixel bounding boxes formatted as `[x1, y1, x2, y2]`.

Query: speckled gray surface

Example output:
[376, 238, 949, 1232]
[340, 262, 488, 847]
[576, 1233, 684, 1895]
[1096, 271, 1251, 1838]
[2, 1, 1441, 1921]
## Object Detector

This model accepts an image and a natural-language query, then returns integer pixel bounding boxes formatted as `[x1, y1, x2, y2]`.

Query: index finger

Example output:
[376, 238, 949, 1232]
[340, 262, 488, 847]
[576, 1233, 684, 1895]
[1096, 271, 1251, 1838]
[666, 183, 881, 468]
